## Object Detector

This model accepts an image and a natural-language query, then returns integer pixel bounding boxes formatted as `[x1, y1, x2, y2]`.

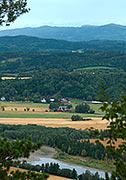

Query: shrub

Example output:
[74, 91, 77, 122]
[71, 115, 83, 121]
[75, 103, 90, 113]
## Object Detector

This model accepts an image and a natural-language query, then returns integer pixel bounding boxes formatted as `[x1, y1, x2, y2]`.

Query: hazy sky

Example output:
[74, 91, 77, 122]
[1, 0, 126, 30]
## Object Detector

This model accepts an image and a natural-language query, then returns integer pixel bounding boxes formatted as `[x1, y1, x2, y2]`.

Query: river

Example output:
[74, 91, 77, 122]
[30, 157, 110, 179]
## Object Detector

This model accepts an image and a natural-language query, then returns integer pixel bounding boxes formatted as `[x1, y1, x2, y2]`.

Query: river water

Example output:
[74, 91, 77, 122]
[30, 157, 110, 179]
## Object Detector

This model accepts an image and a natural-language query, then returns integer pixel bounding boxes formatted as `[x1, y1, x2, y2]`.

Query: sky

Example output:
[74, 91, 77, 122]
[1, 0, 126, 30]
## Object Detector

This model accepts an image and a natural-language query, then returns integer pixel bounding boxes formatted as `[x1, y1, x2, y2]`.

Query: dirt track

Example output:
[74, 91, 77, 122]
[0, 117, 108, 130]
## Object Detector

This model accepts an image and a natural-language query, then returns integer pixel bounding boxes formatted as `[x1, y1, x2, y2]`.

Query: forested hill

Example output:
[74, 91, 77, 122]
[1, 24, 126, 41]
[0, 69, 125, 100]
[0, 51, 126, 73]
[1, 35, 126, 52]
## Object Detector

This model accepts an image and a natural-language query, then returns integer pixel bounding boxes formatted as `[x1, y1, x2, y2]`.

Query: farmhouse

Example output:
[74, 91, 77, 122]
[58, 106, 72, 112]
[41, 98, 55, 103]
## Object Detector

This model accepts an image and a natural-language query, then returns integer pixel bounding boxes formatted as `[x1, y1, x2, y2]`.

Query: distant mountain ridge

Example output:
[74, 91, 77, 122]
[0, 24, 126, 41]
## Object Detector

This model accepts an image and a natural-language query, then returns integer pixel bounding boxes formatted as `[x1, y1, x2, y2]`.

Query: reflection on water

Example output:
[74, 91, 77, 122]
[30, 157, 108, 179]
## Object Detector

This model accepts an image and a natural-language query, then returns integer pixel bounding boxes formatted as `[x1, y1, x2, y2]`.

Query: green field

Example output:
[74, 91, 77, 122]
[0, 110, 102, 119]
[74, 66, 116, 71]
[0, 101, 49, 108]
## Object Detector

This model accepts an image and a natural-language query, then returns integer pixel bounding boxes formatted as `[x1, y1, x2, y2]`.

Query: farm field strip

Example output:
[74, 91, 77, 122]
[0, 117, 108, 130]
[0, 101, 49, 108]
[0, 110, 103, 119]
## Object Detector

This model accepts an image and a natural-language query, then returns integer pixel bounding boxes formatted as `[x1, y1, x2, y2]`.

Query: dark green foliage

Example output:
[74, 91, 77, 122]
[0, 69, 125, 101]
[0, 124, 106, 160]
[49, 102, 61, 111]
[71, 115, 92, 121]
[10, 170, 48, 180]
[1, 35, 126, 52]
[1, 51, 126, 72]
[78, 170, 104, 180]
[75, 103, 90, 113]
[13, 161, 104, 180]
[0, 1, 30, 26]
[90, 90, 126, 179]
[0, 137, 48, 179]
[71, 115, 83, 121]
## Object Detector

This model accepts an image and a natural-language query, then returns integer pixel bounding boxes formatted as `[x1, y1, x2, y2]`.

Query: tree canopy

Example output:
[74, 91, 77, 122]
[0, 137, 49, 179]
[0, 0, 29, 26]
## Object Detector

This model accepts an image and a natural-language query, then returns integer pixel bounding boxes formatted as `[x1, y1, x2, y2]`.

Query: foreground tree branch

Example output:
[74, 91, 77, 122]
[89, 89, 126, 179]
[0, 0, 30, 25]
[0, 137, 48, 179]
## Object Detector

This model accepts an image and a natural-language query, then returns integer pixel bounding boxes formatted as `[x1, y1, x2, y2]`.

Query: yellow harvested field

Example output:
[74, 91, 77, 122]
[0, 117, 109, 130]
[10, 167, 72, 180]
[1, 77, 31, 80]
[89, 138, 126, 148]
[48, 175, 72, 180]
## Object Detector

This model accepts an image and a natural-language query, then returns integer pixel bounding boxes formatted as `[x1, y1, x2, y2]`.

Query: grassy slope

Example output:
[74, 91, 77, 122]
[54, 149, 115, 172]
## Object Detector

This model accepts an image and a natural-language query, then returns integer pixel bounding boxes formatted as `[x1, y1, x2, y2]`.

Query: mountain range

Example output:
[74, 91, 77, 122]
[0, 24, 126, 41]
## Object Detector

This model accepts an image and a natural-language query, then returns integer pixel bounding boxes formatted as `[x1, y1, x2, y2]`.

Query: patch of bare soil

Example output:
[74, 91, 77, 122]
[0, 117, 108, 130]
[20, 146, 57, 162]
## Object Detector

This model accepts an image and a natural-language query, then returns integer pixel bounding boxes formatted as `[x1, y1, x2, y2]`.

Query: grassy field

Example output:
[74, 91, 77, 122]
[0, 110, 103, 119]
[0, 101, 49, 108]
[75, 66, 116, 71]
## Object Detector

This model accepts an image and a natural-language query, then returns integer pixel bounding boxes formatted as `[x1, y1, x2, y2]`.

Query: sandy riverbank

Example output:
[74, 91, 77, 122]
[20, 146, 57, 162]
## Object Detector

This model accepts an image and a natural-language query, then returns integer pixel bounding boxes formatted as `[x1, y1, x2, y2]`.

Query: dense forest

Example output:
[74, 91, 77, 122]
[0, 124, 109, 160]
[0, 69, 125, 101]
[0, 51, 126, 74]
[0, 51, 126, 73]
[0, 47, 125, 100]
[1, 36, 126, 52]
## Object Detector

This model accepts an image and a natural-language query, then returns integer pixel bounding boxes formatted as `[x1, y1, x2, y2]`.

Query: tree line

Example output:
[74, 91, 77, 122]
[13, 161, 104, 180]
